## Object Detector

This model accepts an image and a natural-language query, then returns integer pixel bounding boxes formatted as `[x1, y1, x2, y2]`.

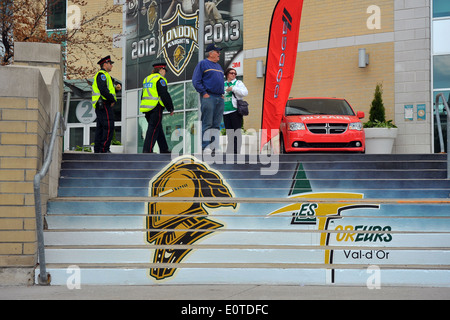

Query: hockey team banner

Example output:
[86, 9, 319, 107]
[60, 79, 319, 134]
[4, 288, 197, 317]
[125, 0, 244, 89]
[261, 0, 304, 149]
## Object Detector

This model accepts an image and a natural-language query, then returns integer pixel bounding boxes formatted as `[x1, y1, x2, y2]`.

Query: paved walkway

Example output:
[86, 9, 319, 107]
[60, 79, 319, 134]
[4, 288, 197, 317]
[1, 284, 449, 300]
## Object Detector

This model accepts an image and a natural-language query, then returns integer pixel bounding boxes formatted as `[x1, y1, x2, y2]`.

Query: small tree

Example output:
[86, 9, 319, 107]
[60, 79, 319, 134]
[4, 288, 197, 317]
[369, 83, 385, 123]
[364, 83, 396, 128]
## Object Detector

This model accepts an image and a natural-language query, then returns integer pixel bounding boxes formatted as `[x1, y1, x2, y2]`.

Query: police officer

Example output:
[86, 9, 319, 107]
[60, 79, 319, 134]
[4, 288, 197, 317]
[140, 62, 174, 153]
[92, 55, 121, 153]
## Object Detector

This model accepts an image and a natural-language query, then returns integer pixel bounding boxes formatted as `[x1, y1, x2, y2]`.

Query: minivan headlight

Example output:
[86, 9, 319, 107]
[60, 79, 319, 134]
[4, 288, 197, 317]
[289, 122, 305, 131]
[349, 122, 363, 131]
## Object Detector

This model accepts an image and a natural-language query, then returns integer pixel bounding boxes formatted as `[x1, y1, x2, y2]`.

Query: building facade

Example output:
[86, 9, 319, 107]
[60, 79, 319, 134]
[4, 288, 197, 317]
[243, 0, 441, 154]
[48, 0, 123, 151]
[60, 0, 448, 154]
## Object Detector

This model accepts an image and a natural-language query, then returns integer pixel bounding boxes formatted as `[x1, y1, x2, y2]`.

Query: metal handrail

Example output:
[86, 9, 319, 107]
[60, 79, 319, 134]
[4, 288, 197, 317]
[33, 112, 66, 285]
[435, 93, 450, 179]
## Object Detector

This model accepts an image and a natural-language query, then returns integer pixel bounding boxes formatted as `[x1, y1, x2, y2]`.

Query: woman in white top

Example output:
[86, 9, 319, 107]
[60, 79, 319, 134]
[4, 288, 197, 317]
[223, 68, 248, 153]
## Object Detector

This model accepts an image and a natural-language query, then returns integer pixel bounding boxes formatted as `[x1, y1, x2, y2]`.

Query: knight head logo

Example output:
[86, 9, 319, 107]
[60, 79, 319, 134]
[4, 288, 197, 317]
[146, 1, 158, 31]
[146, 155, 237, 280]
[158, 4, 198, 76]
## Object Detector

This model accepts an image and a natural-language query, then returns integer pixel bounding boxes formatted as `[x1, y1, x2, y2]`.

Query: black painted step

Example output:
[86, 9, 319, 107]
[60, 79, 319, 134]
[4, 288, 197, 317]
[57, 153, 450, 199]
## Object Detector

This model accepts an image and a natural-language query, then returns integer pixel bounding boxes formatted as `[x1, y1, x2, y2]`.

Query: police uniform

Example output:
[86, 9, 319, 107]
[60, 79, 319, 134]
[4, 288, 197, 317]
[92, 55, 118, 153]
[140, 62, 175, 153]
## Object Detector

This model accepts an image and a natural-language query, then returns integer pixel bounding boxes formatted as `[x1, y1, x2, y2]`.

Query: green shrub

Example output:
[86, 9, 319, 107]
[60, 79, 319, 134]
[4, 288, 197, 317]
[364, 83, 397, 128]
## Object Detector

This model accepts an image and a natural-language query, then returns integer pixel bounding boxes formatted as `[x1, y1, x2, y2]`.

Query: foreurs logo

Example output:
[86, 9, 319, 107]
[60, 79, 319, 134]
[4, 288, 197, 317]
[267, 192, 381, 282]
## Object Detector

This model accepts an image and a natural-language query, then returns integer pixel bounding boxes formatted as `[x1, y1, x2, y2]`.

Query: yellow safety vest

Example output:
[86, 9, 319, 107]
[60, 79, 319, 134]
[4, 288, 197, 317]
[140, 73, 167, 113]
[92, 70, 117, 108]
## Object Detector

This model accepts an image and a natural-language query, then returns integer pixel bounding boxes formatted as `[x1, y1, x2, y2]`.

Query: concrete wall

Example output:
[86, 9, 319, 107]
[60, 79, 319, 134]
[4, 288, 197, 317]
[0, 42, 63, 285]
[394, 0, 431, 153]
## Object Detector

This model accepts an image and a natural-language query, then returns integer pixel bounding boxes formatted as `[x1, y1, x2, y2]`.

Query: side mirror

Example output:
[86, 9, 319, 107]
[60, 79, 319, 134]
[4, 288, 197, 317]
[356, 111, 365, 119]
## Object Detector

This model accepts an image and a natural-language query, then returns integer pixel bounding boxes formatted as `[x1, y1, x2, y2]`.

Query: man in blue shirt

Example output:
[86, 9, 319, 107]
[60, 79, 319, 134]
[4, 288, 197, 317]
[192, 43, 224, 153]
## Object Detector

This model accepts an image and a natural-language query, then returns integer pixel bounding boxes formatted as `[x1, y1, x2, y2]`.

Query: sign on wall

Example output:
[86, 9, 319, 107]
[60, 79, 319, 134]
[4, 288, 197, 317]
[125, 0, 244, 89]
[75, 100, 96, 124]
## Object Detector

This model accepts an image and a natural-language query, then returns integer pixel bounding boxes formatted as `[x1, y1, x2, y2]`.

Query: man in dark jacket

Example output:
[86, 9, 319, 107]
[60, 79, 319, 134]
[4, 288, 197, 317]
[192, 44, 224, 153]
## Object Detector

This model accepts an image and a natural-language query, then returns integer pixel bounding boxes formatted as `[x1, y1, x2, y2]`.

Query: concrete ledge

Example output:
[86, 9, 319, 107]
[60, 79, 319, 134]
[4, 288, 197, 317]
[0, 268, 34, 286]
[14, 42, 62, 65]
[0, 66, 50, 109]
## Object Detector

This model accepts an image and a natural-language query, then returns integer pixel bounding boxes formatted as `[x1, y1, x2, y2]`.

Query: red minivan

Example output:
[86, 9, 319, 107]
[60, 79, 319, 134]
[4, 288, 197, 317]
[279, 97, 365, 153]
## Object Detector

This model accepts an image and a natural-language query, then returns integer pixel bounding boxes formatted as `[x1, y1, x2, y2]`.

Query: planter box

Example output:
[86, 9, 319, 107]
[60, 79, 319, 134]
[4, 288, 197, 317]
[364, 128, 398, 154]
[110, 145, 124, 153]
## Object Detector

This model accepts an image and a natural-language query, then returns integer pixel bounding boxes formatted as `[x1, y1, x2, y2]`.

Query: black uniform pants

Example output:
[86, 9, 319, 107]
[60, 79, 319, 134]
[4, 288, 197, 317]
[143, 104, 169, 153]
[223, 110, 243, 154]
[94, 104, 114, 153]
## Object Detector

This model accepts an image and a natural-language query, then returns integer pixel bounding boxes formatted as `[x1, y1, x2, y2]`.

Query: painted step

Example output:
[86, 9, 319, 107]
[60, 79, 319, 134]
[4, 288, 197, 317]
[37, 153, 450, 286]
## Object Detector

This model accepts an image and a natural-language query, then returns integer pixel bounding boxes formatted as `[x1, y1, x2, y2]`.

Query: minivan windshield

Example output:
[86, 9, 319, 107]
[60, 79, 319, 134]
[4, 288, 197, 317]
[285, 99, 355, 116]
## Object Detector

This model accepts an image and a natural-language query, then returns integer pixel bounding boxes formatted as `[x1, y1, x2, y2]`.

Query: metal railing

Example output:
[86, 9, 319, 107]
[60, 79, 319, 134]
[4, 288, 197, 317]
[435, 93, 450, 179]
[33, 111, 66, 285]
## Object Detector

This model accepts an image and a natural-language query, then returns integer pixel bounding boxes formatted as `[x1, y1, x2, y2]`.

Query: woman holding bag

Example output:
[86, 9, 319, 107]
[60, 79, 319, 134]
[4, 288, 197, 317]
[223, 68, 248, 154]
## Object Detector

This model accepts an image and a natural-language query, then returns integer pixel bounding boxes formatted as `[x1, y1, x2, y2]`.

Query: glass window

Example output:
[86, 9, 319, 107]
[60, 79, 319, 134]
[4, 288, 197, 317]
[433, 99, 448, 153]
[433, 91, 449, 154]
[137, 89, 143, 113]
[433, 91, 450, 108]
[163, 112, 184, 151]
[138, 116, 147, 152]
[69, 127, 83, 150]
[433, 55, 450, 89]
[138, 112, 185, 153]
[89, 127, 96, 145]
[113, 127, 122, 145]
[68, 101, 82, 124]
[433, 20, 450, 54]
[433, 1, 450, 153]
[137, 81, 201, 153]
[185, 82, 199, 110]
[185, 110, 199, 153]
[168, 83, 185, 111]
[434, 0, 450, 18]
[47, 0, 66, 30]
[113, 99, 122, 121]
[286, 98, 355, 116]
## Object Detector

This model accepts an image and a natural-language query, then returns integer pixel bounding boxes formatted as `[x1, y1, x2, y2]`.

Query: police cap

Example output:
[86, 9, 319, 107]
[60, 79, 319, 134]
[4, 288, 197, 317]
[153, 62, 167, 69]
[97, 55, 114, 65]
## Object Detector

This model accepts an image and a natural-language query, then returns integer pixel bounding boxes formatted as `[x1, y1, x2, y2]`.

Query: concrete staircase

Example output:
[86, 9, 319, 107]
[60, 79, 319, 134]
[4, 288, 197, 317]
[36, 153, 450, 286]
